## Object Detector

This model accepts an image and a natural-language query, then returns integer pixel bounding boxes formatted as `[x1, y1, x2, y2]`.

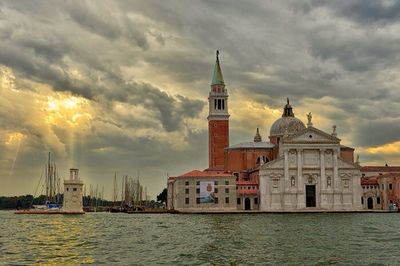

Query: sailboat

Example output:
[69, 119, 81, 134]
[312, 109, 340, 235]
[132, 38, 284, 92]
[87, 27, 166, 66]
[15, 152, 63, 214]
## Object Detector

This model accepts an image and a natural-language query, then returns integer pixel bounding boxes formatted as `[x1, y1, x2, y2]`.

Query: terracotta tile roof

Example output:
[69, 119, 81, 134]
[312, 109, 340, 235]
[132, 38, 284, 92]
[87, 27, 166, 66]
[236, 180, 258, 185]
[177, 170, 232, 178]
[204, 166, 225, 171]
[340, 145, 354, 150]
[361, 166, 400, 172]
[361, 177, 378, 185]
[375, 173, 400, 178]
[225, 141, 274, 150]
[361, 173, 400, 185]
[238, 189, 258, 195]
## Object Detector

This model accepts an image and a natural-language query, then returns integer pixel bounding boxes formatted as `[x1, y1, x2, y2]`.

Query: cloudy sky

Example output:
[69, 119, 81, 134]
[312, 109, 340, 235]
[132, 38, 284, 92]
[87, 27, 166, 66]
[1, 0, 400, 199]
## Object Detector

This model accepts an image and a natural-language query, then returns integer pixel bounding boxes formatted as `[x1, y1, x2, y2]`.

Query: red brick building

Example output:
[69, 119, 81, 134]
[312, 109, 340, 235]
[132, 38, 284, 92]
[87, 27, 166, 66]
[361, 166, 400, 210]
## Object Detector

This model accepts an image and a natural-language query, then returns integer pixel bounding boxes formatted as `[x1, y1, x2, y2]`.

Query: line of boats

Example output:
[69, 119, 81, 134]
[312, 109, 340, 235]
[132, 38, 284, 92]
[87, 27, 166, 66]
[14, 152, 164, 214]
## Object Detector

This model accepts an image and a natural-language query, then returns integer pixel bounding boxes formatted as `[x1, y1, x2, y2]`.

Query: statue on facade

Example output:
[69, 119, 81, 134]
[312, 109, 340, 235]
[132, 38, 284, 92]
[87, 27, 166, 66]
[332, 125, 337, 137]
[306, 112, 313, 127]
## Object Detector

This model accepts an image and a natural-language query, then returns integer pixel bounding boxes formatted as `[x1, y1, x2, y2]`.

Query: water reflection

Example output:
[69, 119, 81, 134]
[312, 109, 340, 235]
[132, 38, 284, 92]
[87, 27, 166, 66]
[1, 212, 400, 265]
[2, 213, 95, 265]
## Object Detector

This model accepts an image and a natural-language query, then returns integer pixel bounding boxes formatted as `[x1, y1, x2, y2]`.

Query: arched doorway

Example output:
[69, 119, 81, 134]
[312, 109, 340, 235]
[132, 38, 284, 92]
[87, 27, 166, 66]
[245, 198, 251, 210]
[367, 197, 373, 209]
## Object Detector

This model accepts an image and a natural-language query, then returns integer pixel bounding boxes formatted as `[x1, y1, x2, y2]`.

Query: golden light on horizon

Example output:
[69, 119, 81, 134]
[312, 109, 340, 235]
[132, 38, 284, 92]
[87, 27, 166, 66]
[367, 141, 400, 155]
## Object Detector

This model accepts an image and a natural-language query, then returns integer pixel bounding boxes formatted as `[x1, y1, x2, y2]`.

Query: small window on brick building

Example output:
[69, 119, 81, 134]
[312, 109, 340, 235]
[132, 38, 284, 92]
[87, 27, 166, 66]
[196, 181, 200, 186]
[389, 184, 393, 190]
[215, 198, 218, 204]
[361, 197, 364, 204]
[185, 198, 189, 204]
[214, 188, 218, 193]
[225, 180, 229, 185]
[185, 181, 189, 186]
[73, 188, 77, 191]
[225, 197, 229, 204]
[196, 188, 200, 194]
[196, 198, 200, 204]
[214, 181, 218, 185]
[225, 188, 229, 193]
[237, 198, 241, 205]
[254, 198, 258, 205]
[66, 188, 69, 191]
[377, 197, 381, 204]
[185, 188, 189, 194]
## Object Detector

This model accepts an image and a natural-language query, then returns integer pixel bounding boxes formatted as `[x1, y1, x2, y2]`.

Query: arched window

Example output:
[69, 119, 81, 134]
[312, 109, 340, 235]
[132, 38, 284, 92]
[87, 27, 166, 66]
[291, 176, 295, 187]
[256, 156, 269, 165]
[327, 176, 331, 187]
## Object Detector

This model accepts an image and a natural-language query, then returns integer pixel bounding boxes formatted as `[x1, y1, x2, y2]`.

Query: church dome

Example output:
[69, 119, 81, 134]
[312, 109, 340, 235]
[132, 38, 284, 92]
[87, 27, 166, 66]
[269, 99, 305, 137]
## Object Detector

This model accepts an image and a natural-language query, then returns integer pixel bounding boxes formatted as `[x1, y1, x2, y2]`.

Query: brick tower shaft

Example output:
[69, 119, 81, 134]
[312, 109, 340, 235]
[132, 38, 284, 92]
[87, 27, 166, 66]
[208, 50, 229, 170]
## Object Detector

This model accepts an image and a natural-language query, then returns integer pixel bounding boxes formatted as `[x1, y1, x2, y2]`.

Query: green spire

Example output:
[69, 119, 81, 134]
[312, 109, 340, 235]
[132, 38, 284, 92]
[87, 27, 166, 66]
[211, 50, 225, 86]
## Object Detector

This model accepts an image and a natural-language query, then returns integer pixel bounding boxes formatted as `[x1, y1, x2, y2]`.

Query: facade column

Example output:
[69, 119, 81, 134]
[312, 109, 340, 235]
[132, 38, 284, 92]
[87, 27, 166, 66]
[320, 149, 327, 208]
[297, 149, 303, 192]
[284, 149, 289, 192]
[333, 148, 341, 209]
[320, 149, 325, 190]
[259, 169, 267, 211]
[297, 149, 305, 208]
[283, 149, 290, 209]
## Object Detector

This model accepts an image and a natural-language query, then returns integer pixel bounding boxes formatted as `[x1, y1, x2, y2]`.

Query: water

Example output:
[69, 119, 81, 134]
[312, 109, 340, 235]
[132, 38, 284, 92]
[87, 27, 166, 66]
[1, 211, 400, 265]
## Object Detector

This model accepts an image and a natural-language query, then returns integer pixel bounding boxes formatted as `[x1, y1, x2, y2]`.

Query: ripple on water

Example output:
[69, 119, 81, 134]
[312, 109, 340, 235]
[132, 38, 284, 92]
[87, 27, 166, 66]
[1, 212, 400, 265]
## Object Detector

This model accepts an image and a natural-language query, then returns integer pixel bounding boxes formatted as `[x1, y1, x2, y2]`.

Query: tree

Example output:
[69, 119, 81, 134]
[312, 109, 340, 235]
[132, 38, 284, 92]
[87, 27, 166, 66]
[157, 188, 167, 204]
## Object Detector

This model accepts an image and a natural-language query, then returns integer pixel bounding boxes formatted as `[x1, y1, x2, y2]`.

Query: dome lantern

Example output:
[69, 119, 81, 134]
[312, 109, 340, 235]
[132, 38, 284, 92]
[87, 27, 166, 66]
[269, 99, 305, 137]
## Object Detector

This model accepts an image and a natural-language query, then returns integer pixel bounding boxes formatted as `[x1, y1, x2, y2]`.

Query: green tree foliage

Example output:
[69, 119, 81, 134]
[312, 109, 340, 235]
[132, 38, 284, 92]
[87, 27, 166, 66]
[157, 188, 167, 203]
[0, 195, 34, 209]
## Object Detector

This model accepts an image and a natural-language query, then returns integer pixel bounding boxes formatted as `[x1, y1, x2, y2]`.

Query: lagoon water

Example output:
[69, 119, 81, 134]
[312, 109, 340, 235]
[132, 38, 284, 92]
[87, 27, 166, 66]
[1, 211, 400, 265]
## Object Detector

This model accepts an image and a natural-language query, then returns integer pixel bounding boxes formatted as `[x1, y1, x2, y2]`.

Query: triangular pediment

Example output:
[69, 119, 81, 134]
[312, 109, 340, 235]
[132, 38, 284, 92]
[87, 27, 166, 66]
[261, 156, 284, 170]
[283, 126, 340, 144]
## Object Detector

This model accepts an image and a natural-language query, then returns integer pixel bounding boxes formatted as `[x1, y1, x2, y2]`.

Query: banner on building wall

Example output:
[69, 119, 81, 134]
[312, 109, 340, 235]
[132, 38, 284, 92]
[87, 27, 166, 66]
[200, 181, 215, 203]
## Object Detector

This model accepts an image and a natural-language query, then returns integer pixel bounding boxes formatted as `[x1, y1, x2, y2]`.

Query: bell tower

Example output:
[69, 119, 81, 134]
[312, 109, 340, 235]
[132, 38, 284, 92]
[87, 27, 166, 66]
[208, 50, 229, 170]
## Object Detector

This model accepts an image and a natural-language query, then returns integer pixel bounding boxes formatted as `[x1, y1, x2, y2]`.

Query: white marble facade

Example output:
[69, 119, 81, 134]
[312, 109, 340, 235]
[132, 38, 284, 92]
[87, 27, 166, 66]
[260, 126, 362, 211]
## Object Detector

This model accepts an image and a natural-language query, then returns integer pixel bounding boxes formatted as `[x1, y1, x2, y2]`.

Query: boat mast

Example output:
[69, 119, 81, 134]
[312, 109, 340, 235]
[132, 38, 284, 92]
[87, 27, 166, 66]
[112, 172, 117, 207]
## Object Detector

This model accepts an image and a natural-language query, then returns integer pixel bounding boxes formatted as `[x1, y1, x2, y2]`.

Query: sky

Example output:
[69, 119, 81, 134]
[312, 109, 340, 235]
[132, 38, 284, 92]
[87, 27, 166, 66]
[1, 0, 400, 199]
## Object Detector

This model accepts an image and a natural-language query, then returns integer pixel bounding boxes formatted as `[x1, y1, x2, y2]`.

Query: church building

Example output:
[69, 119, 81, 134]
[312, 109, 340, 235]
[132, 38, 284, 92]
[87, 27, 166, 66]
[167, 51, 365, 212]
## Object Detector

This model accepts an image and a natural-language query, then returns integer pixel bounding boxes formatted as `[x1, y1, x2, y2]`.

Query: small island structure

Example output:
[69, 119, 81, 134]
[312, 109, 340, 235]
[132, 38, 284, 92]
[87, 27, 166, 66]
[15, 168, 85, 215]
[62, 168, 85, 214]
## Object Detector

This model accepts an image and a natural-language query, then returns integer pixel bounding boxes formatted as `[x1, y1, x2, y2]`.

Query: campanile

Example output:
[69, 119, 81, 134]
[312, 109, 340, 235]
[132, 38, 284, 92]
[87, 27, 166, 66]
[208, 51, 229, 170]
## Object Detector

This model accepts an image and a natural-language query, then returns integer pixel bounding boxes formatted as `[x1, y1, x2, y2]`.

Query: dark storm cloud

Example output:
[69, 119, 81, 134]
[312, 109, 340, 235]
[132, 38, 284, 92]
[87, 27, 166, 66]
[355, 119, 400, 147]
[308, 32, 400, 72]
[2, 0, 400, 197]
[67, 1, 149, 49]
[311, 0, 400, 24]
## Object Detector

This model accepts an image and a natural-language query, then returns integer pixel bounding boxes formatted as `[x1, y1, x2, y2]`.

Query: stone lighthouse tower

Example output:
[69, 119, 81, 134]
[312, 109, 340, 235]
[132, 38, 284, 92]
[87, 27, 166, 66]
[62, 168, 84, 214]
[208, 50, 229, 170]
